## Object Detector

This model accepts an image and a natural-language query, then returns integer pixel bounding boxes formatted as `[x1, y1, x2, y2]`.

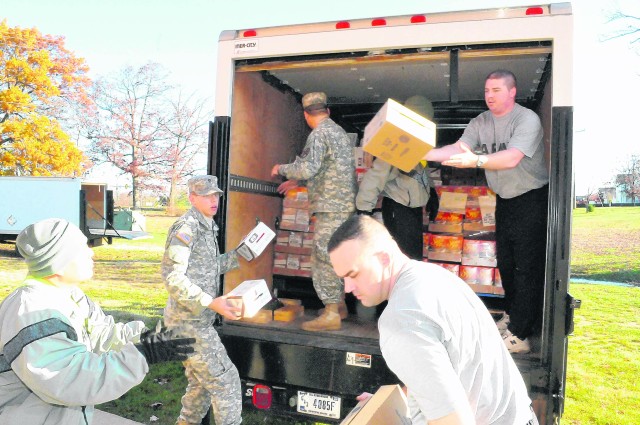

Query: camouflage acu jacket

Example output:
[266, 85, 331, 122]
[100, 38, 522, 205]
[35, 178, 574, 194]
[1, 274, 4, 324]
[161, 207, 239, 327]
[279, 118, 356, 213]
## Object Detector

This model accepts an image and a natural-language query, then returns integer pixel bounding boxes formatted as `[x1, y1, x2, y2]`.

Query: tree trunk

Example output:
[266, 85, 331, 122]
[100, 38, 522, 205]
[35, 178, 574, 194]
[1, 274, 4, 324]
[132, 175, 138, 209]
[167, 175, 179, 215]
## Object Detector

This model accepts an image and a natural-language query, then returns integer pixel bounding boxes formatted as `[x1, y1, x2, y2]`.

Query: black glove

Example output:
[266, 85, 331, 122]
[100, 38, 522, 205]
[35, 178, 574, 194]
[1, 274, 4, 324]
[135, 327, 196, 364]
[356, 209, 373, 216]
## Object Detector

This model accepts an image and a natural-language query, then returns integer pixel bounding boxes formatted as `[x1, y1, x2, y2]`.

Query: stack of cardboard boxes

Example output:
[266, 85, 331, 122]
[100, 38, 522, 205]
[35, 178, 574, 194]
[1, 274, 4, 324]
[273, 187, 314, 277]
[425, 185, 503, 295]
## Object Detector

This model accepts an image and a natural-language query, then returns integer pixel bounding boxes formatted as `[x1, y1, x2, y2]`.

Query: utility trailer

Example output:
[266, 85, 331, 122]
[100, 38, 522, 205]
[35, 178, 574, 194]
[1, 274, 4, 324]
[210, 3, 578, 423]
[0, 176, 149, 246]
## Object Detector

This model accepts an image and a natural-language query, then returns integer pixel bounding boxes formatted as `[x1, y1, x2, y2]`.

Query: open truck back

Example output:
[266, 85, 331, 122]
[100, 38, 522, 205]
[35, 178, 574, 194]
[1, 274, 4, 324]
[0, 177, 149, 246]
[210, 3, 577, 423]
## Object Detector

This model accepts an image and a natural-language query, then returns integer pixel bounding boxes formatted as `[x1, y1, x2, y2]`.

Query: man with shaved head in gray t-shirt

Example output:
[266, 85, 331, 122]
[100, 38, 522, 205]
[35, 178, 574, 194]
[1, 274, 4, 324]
[425, 69, 548, 355]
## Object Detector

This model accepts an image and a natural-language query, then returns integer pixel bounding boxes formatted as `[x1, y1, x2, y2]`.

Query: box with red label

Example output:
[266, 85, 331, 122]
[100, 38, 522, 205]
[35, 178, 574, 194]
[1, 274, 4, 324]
[236, 221, 276, 261]
[280, 207, 310, 232]
[459, 265, 494, 294]
[461, 240, 497, 267]
[427, 234, 463, 262]
[299, 255, 312, 277]
[275, 230, 313, 255]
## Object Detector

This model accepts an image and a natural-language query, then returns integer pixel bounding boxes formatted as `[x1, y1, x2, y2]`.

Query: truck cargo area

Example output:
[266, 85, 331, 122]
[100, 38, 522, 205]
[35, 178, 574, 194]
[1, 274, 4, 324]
[213, 9, 574, 422]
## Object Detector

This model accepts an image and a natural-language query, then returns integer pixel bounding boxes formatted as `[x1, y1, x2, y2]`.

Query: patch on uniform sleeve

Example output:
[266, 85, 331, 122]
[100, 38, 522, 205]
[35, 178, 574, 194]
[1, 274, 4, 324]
[175, 232, 192, 246]
[300, 147, 310, 158]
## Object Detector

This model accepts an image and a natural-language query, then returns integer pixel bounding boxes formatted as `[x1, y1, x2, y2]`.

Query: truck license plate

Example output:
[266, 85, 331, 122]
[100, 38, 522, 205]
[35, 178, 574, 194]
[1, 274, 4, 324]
[297, 390, 341, 419]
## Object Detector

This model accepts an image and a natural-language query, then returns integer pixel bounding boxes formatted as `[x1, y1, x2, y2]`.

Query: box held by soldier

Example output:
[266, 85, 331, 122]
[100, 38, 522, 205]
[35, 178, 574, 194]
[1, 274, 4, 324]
[227, 279, 271, 318]
[236, 221, 276, 261]
[339, 384, 410, 425]
[362, 98, 436, 173]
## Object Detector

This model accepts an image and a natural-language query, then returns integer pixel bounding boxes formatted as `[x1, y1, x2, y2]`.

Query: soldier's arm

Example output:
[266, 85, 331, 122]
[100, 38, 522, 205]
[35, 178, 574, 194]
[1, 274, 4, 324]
[216, 249, 240, 275]
[356, 158, 393, 212]
[278, 133, 326, 180]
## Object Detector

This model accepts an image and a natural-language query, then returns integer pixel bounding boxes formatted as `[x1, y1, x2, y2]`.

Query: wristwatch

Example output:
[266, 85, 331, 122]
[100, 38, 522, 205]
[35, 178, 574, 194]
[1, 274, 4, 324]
[476, 155, 488, 168]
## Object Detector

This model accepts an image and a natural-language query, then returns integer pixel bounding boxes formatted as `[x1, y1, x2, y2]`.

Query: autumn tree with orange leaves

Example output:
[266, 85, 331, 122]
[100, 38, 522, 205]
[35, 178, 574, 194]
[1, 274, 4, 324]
[0, 20, 91, 176]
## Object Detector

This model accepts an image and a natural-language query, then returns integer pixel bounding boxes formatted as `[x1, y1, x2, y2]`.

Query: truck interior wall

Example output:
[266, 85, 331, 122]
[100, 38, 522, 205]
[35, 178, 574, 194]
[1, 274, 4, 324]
[224, 71, 310, 291]
[82, 184, 107, 229]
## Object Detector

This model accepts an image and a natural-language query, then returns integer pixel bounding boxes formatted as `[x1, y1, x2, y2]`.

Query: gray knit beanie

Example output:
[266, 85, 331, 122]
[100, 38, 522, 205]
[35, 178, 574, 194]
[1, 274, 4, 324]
[16, 218, 88, 278]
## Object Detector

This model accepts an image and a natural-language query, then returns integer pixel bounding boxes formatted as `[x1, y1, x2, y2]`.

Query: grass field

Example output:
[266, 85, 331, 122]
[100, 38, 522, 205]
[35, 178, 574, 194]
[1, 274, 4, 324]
[0, 207, 639, 424]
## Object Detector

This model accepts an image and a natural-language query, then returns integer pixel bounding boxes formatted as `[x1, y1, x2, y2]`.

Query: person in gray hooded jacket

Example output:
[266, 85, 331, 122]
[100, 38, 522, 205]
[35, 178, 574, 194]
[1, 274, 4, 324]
[0, 218, 192, 425]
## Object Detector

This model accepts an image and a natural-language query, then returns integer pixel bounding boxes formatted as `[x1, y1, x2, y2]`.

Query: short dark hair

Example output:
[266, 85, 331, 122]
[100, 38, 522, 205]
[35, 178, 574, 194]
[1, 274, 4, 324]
[327, 215, 375, 252]
[486, 69, 517, 90]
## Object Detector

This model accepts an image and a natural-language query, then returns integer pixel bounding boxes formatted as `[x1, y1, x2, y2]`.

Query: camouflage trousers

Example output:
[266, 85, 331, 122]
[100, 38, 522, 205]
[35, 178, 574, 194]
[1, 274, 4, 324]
[312, 211, 353, 304]
[173, 322, 242, 425]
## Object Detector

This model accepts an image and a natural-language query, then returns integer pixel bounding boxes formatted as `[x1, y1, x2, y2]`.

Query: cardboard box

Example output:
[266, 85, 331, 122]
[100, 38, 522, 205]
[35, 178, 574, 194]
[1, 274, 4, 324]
[274, 305, 304, 322]
[239, 309, 273, 324]
[340, 384, 409, 425]
[227, 279, 272, 318]
[354, 147, 374, 169]
[237, 222, 276, 261]
[362, 99, 436, 173]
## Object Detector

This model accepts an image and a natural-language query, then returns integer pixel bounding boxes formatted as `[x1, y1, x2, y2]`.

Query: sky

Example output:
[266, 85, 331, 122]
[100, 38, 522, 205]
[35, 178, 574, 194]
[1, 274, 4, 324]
[3, 0, 640, 195]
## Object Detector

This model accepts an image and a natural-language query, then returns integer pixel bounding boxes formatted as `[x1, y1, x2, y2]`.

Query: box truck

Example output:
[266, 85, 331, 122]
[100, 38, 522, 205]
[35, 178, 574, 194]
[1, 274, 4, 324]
[209, 3, 578, 423]
[0, 176, 148, 246]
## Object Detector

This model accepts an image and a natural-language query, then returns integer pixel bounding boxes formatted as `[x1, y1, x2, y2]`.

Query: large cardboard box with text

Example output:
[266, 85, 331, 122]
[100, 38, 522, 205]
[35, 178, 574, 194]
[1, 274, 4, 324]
[340, 384, 410, 425]
[362, 98, 436, 173]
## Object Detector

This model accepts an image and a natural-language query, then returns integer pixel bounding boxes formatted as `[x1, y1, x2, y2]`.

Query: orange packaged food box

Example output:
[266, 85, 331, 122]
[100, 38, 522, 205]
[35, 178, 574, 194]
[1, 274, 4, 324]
[428, 234, 463, 262]
[283, 187, 310, 209]
[464, 207, 482, 222]
[274, 305, 305, 322]
[429, 212, 464, 233]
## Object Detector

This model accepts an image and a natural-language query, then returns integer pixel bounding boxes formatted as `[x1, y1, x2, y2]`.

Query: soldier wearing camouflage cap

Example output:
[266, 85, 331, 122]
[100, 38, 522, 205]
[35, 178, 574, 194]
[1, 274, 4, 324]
[271, 92, 357, 332]
[161, 174, 244, 425]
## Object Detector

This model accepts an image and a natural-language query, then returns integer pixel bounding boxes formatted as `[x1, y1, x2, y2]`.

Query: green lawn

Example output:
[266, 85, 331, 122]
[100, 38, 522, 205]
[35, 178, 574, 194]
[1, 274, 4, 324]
[571, 207, 640, 283]
[0, 207, 639, 424]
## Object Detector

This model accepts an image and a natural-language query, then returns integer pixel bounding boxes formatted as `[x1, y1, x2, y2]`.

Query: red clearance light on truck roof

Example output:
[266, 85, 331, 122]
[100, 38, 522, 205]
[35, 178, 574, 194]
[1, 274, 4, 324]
[410, 15, 427, 24]
[336, 21, 351, 29]
[525, 7, 544, 15]
[243, 29, 257, 37]
[371, 18, 387, 26]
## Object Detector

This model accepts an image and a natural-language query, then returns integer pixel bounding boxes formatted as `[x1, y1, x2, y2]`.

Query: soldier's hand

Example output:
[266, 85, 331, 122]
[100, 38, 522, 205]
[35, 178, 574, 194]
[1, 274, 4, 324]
[271, 164, 281, 177]
[277, 180, 299, 195]
[209, 295, 243, 320]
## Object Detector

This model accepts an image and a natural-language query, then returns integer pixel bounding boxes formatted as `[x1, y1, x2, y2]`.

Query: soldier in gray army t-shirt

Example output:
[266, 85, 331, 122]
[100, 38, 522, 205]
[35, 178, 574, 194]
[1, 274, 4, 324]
[425, 70, 548, 355]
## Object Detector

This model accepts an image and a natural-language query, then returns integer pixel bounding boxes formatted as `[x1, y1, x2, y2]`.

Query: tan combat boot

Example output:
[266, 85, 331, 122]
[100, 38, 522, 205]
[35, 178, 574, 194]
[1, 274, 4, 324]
[301, 303, 341, 331]
[319, 300, 348, 319]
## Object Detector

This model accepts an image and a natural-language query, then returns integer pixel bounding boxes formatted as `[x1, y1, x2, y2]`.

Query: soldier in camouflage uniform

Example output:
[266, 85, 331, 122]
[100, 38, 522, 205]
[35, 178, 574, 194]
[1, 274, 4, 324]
[271, 92, 356, 331]
[162, 175, 243, 425]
